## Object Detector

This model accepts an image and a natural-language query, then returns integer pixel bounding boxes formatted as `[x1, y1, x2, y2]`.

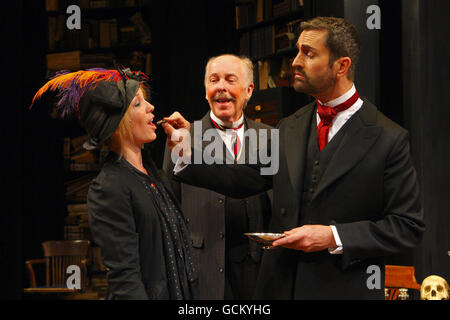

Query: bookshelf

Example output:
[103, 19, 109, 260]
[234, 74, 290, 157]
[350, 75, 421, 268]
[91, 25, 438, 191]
[46, 0, 152, 75]
[246, 86, 311, 126]
[44, 0, 153, 299]
[236, 0, 312, 123]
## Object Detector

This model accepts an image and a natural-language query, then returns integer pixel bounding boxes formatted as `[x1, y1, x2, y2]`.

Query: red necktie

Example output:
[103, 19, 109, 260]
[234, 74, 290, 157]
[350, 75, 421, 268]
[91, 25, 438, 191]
[316, 91, 359, 150]
[210, 118, 244, 160]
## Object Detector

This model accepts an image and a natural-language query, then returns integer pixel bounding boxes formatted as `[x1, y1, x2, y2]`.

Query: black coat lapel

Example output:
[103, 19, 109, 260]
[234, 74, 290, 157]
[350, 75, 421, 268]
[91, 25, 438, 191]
[284, 103, 315, 195]
[311, 101, 382, 201]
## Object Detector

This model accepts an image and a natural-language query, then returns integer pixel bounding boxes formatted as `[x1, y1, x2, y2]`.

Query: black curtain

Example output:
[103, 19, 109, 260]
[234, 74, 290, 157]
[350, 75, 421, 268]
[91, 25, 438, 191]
[401, 0, 450, 283]
[1, 1, 25, 300]
[2, 0, 64, 299]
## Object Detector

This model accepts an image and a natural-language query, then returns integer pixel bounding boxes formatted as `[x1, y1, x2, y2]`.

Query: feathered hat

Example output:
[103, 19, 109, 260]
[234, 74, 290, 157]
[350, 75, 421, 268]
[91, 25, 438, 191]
[31, 67, 149, 150]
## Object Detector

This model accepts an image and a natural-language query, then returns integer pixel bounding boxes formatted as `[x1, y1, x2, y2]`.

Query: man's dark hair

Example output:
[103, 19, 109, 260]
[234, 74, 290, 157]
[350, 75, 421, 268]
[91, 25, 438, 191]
[300, 16, 361, 80]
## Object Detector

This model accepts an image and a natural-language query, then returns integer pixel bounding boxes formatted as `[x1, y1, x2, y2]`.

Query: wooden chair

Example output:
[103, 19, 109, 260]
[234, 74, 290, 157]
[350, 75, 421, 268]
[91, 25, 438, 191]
[24, 240, 90, 294]
[385, 265, 421, 300]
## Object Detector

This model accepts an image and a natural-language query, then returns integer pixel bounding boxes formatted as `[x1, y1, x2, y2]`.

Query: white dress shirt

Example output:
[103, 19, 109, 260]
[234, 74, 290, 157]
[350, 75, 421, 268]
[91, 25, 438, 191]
[209, 111, 245, 158]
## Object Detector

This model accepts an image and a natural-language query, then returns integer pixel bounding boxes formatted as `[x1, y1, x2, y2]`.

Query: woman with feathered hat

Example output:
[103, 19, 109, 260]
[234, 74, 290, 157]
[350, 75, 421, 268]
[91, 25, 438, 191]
[31, 68, 198, 300]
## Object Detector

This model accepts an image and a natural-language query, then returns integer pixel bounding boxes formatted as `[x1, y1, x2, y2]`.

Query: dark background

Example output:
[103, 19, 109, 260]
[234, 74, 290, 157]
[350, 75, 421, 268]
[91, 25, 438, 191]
[2, 0, 449, 299]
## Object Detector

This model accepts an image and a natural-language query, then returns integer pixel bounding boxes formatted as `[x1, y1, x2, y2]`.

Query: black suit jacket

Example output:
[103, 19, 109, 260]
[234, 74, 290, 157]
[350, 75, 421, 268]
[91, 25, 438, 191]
[175, 99, 425, 299]
[88, 153, 194, 299]
[163, 112, 272, 299]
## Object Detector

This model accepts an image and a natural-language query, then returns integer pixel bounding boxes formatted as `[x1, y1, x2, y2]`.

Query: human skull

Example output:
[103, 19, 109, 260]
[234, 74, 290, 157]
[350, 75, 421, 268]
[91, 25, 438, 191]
[420, 275, 449, 300]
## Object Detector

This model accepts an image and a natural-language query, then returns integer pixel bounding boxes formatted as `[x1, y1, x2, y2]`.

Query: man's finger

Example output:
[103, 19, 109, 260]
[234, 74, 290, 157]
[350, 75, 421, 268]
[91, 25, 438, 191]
[273, 234, 298, 247]
[160, 121, 175, 136]
[272, 229, 304, 247]
[163, 111, 190, 130]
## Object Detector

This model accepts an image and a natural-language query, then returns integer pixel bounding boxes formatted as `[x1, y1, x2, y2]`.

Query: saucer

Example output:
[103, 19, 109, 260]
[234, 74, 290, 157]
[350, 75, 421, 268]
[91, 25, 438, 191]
[244, 233, 286, 249]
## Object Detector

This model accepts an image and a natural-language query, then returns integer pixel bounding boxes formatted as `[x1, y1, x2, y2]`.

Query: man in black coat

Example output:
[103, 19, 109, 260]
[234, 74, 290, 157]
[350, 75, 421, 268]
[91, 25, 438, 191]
[163, 54, 272, 299]
[162, 17, 425, 299]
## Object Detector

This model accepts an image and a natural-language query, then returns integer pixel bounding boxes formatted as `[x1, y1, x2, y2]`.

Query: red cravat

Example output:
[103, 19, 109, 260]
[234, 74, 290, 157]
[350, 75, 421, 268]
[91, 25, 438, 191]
[316, 91, 359, 150]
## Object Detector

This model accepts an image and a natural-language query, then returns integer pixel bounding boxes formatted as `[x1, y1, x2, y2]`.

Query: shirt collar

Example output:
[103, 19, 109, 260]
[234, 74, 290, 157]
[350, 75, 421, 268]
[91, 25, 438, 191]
[209, 110, 244, 129]
[318, 84, 356, 108]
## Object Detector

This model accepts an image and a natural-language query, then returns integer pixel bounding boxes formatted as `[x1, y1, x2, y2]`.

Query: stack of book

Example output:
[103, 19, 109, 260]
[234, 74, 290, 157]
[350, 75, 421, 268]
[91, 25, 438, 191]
[253, 57, 293, 91]
[46, 50, 116, 72]
[88, 246, 108, 299]
[65, 174, 95, 203]
[89, 247, 107, 272]
[64, 135, 101, 172]
[90, 272, 108, 299]
[64, 202, 92, 240]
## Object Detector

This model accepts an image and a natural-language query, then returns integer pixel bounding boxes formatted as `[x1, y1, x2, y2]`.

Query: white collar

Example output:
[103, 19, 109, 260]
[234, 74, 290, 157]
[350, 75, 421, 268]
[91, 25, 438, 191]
[318, 84, 356, 108]
[210, 110, 244, 128]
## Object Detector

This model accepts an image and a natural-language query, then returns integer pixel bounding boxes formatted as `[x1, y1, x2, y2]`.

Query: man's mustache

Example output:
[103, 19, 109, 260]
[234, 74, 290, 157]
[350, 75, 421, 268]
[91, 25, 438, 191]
[212, 93, 236, 101]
